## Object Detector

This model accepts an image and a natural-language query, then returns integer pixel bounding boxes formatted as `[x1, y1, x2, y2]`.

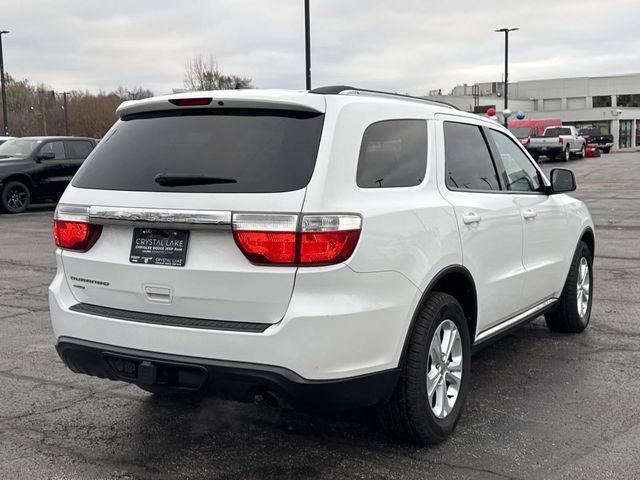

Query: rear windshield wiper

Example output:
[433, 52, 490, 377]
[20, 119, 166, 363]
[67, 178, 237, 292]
[154, 173, 237, 187]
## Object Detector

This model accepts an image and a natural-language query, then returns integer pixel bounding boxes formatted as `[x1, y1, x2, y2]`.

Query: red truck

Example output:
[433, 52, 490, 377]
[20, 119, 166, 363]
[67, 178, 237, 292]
[508, 118, 562, 148]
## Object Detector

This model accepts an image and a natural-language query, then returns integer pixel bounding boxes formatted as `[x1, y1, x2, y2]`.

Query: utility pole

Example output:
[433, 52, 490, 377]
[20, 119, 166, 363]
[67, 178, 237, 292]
[304, 0, 311, 90]
[62, 92, 69, 135]
[38, 90, 48, 136]
[0, 30, 10, 135]
[495, 27, 518, 127]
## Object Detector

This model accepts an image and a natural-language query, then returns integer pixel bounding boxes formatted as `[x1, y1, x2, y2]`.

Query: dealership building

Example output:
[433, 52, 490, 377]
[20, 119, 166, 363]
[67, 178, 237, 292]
[426, 73, 640, 150]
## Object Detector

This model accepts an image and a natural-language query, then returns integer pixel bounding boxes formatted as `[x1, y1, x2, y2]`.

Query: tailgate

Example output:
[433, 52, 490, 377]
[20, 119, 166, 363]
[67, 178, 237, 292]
[60, 193, 304, 324]
[57, 103, 325, 325]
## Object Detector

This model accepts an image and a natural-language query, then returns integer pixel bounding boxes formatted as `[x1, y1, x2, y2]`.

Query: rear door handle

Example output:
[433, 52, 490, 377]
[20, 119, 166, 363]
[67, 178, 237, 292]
[462, 212, 482, 225]
[523, 209, 537, 220]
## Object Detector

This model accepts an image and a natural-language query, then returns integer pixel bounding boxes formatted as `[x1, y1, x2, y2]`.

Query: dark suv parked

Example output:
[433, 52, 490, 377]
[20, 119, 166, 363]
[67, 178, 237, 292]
[0, 136, 97, 213]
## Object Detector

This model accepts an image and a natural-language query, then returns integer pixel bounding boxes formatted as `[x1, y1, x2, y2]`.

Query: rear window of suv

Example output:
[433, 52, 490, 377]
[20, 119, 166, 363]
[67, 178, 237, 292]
[72, 109, 324, 193]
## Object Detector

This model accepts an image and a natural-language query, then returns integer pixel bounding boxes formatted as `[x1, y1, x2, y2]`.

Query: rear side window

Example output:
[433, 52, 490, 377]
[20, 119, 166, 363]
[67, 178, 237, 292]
[444, 122, 500, 191]
[72, 109, 324, 193]
[66, 140, 94, 159]
[40, 141, 66, 160]
[356, 120, 427, 188]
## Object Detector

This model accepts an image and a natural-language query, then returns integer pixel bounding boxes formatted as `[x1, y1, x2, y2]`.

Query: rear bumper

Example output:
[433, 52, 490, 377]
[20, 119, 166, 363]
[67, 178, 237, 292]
[56, 337, 400, 409]
[526, 145, 563, 155]
[49, 253, 421, 381]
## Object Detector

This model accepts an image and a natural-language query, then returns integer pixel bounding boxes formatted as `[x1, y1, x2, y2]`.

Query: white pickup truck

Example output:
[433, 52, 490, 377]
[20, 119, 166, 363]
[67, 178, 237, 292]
[527, 126, 586, 162]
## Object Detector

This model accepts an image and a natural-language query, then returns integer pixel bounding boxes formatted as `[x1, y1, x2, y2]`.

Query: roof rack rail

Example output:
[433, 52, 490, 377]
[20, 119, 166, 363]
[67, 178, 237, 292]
[309, 85, 460, 110]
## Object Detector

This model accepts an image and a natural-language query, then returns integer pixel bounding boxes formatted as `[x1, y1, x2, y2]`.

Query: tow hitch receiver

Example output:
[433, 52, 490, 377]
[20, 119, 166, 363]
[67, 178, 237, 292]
[105, 354, 206, 390]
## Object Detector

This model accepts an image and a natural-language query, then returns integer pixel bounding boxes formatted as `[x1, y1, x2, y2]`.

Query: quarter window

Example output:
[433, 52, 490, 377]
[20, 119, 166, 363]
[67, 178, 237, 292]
[444, 122, 500, 191]
[356, 120, 427, 188]
[489, 129, 542, 192]
[39, 141, 66, 160]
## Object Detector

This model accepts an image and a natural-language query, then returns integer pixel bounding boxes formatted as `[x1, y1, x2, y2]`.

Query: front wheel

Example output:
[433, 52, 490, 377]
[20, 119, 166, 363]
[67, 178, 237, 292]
[379, 292, 471, 444]
[603, 147, 611, 154]
[1, 180, 31, 214]
[545, 241, 593, 333]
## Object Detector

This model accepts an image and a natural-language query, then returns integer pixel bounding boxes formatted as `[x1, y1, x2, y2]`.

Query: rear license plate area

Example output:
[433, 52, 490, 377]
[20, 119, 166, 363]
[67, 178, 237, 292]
[130, 228, 189, 267]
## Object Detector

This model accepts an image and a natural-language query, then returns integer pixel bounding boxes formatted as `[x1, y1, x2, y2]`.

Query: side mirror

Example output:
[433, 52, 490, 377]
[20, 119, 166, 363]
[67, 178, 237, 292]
[550, 168, 576, 193]
[36, 151, 56, 161]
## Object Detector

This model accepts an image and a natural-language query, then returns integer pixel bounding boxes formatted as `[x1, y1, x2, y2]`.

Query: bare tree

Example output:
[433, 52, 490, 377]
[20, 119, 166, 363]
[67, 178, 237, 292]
[2, 73, 156, 138]
[184, 55, 252, 91]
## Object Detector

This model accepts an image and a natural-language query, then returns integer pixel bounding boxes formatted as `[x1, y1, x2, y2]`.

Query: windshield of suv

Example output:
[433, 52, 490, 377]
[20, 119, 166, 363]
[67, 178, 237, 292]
[508, 127, 531, 138]
[73, 109, 325, 193]
[0, 139, 40, 158]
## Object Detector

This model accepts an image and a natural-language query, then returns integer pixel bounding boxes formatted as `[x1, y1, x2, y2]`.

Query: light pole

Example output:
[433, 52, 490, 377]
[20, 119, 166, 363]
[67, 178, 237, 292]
[304, 0, 311, 90]
[495, 27, 518, 127]
[0, 30, 10, 135]
[62, 92, 69, 135]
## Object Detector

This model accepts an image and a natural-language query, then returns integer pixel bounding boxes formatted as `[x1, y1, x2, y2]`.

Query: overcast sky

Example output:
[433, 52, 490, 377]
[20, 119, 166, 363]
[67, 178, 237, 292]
[3, 0, 640, 96]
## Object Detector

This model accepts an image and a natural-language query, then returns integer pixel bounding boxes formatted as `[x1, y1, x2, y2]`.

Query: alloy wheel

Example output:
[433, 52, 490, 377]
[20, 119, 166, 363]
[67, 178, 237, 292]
[576, 257, 590, 318]
[427, 319, 463, 419]
[6, 185, 28, 212]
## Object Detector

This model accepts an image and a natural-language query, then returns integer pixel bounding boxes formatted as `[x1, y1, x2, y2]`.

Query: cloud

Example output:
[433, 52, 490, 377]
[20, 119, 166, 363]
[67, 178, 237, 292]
[2, 0, 640, 95]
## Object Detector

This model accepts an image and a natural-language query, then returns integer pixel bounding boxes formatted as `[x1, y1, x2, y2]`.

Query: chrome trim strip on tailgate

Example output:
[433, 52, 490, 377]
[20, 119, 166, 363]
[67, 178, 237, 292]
[89, 206, 231, 229]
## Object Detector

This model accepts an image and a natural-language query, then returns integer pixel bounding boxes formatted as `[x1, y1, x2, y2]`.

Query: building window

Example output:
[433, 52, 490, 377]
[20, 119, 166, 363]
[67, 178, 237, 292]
[636, 120, 640, 148]
[593, 95, 612, 108]
[619, 120, 633, 149]
[617, 94, 640, 108]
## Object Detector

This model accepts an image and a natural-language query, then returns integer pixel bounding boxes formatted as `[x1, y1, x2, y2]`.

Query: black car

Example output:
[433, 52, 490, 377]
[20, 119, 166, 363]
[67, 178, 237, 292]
[0, 136, 97, 213]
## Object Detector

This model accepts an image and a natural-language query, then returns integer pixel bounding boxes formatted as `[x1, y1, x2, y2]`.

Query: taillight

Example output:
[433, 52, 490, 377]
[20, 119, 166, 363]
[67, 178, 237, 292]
[233, 231, 297, 264]
[559, 137, 564, 144]
[53, 205, 102, 252]
[299, 214, 361, 265]
[232, 213, 362, 266]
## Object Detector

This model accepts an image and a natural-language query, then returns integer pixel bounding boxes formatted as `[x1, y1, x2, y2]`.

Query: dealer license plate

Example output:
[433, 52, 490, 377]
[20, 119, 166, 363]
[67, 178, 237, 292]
[129, 228, 189, 267]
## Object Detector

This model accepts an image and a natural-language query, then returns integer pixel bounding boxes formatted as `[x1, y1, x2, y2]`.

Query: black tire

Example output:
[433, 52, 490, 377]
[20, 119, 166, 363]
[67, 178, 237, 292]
[603, 147, 611, 154]
[563, 146, 571, 162]
[1, 180, 31, 214]
[379, 292, 471, 444]
[545, 241, 593, 333]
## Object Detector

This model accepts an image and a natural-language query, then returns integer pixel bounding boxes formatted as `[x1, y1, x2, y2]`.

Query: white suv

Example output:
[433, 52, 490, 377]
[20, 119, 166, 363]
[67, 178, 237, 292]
[49, 87, 595, 443]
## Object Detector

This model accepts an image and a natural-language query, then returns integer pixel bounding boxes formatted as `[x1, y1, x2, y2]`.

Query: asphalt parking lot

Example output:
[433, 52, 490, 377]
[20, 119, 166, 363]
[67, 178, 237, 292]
[1, 152, 640, 480]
